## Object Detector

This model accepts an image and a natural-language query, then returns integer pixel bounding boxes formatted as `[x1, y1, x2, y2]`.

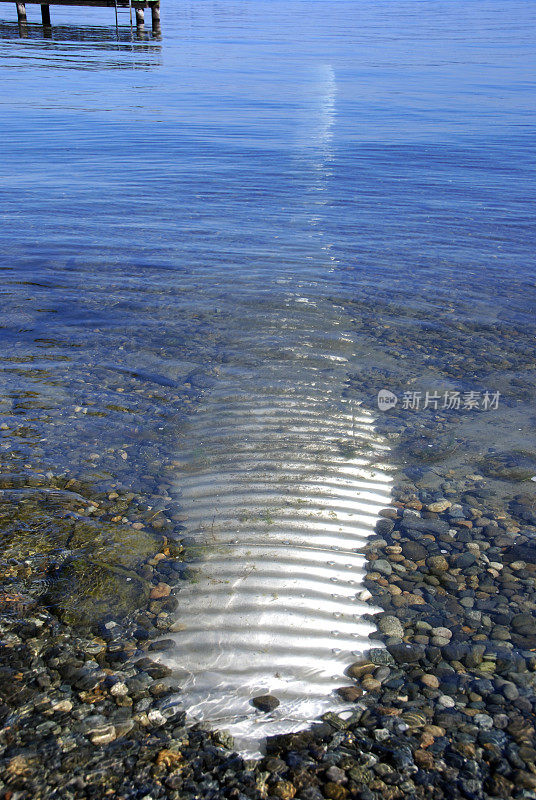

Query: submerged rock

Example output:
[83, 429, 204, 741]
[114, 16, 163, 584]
[378, 615, 404, 638]
[252, 694, 280, 712]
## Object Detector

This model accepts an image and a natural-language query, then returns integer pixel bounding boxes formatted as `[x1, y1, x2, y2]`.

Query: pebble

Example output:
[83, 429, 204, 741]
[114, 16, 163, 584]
[378, 615, 404, 638]
[512, 612, 533, 635]
[431, 626, 452, 639]
[252, 694, 280, 712]
[336, 686, 362, 702]
[421, 674, 440, 689]
[502, 682, 519, 700]
[427, 555, 449, 574]
[401, 541, 427, 561]
[427, 500, 452, 513]
[149, 582, 171, 599]
[147, 708, 167, 726]
[474, 714, 494, 729]
[110, 681, 129, 697]
[431, 634, 451, 647]
[374, 559, 393, 576]
[90, 724, 117, 745]
[325, 765, 347, 783]
[346, 662, 375, 679]
[388, 643, 424, 664]
[361, 676, 381, 692]
[414, 749, 434, 769]
[272, 781, 296, 799]
[52, 699, 73, 713]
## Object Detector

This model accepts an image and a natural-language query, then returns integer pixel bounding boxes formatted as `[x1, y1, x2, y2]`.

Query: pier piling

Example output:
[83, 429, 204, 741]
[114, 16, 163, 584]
[40, 3, 50, 24]
[151, 1, 159, 32]
[135, 5, 143, 28]
[16, 1, 26, 21]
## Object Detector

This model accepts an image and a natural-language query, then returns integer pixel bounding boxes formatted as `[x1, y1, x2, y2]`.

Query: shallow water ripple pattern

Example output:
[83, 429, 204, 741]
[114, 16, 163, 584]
[157, 294, 392, 754]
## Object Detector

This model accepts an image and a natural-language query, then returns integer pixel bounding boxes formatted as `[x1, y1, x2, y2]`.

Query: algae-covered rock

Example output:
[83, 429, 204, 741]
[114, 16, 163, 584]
[49, 518, 154, 624]
[479, 452, 536, 483]
[0, 491, 155, 625]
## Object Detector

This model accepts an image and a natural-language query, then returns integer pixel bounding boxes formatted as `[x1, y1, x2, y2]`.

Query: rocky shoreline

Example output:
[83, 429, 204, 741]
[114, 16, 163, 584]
[1, 473, 535, 800]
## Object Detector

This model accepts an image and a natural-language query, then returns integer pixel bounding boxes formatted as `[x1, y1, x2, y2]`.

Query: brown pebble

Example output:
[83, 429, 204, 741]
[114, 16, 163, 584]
[457, 742, 476, 758]
[272, 781, 296, 799]
[150, 582, 171, 599]
[361, 677, 381, 691]
[393, 594, 424, 607]
[516, 772, 536, 791]
[421, 674, 440, 689]
[379, 508, 398, 519]
[489, 776, 514, 796]
[423, 724, 445, 737]
[155, 749, 183, 769]
[336, 686, 362, 702]
[346, 662, 375, 679]
[414, 749, 434, 769]
[427, 555, 449, 574]
[324, 783, 348, 800]
[420, 732, 435, 749]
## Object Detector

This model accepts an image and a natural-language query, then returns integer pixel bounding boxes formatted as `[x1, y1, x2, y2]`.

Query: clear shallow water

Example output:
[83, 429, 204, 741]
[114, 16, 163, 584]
[1, 0, 536, 753]
[155, 295, 392, 754]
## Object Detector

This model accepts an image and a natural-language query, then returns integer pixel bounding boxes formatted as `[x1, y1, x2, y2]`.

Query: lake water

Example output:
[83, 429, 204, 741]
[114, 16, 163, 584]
[1, 0, 535, 756]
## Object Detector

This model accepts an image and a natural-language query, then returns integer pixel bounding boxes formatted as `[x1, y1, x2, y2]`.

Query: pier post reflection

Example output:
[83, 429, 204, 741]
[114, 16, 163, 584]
[0, 18, 161, 58]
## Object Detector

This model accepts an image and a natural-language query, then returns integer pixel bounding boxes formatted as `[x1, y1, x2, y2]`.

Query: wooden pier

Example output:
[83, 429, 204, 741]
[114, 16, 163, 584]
[0, 0, 161, 33]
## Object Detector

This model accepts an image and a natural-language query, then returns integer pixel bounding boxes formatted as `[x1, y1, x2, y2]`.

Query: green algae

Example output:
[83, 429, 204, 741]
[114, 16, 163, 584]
[0, 482, 159, 626]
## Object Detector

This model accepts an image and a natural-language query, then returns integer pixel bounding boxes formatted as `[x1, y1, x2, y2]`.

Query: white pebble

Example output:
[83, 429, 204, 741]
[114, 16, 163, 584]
[438, 695, 456, 708]
[110, 682, 128, 697]
[147, 709, 167, 726]
[52, 700, 73, 713]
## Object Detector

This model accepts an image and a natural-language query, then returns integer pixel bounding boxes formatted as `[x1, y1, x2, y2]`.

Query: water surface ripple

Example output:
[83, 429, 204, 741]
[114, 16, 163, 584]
[157, 294, 392, 754]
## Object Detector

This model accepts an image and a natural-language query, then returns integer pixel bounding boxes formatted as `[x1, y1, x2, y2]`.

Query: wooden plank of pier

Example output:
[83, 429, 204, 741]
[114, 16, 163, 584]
[0, 0, 161, 32]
